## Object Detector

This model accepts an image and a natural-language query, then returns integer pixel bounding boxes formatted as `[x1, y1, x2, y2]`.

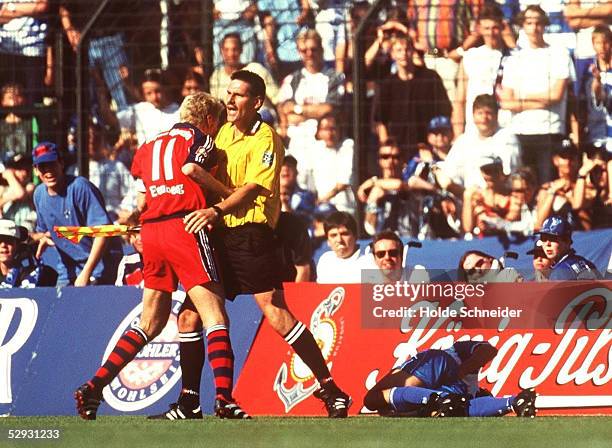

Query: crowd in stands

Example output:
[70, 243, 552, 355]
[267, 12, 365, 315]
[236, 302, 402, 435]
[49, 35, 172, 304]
[0, 1, 610, 287]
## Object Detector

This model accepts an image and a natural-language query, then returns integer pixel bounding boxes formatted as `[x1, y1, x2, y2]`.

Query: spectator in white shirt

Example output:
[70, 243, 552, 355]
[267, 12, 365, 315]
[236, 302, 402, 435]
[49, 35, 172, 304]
[316, 211, 366, 284]
[309, 114, 356, 215]
[453, 4, 514, 136]
[117, 69, 180, 146]
[498, 5, 574, 184]
[438, 94, 521, 195]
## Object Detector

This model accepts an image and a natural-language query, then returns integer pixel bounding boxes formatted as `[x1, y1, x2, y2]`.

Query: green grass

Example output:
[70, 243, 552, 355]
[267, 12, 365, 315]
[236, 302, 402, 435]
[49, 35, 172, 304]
[0, 416, 610, 448]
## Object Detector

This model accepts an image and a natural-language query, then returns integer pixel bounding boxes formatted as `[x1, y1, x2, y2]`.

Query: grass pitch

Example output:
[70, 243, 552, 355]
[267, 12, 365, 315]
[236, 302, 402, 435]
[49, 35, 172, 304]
[0, 416, 610, 448]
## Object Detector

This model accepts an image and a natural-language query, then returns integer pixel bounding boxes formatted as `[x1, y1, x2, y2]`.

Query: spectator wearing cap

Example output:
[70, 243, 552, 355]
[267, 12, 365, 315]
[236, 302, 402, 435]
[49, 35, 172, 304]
[535, 143, 605, 231]
[437, 94, 520, 197]
[316, 211, 367, 284]
[403, 116, 453, 196]
[423, 116, 453, 163]
[402, 117, 452, 184]
[31, 142, 122, 286]
[402, 117, 461, 240]
[372, 35, 451, 157]
[0, 151, 36, 232]
[0, 219, 56, 288]
[536, 215, 600, 280]
[526, 241, 552, 282]
[462, 155, 513, 236]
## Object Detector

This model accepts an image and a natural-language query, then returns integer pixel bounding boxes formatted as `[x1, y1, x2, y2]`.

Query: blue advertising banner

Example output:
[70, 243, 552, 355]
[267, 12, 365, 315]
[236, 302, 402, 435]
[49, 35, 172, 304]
[0, 287, 262, 416]
[315, 228, 612, 279]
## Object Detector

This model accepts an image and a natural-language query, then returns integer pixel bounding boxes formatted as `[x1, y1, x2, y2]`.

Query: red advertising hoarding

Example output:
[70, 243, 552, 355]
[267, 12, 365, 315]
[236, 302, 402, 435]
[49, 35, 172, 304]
[234, 282, 611, 416]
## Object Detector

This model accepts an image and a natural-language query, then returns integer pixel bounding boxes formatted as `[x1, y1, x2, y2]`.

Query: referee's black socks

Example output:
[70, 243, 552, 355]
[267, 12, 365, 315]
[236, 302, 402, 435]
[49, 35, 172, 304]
[283, 321, 331, 382]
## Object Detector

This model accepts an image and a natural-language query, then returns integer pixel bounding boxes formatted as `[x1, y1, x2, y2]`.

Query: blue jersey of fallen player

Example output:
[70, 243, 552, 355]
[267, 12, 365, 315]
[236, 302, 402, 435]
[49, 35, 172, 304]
[401, 340, 491, 397]
[549, 250, 600, 281]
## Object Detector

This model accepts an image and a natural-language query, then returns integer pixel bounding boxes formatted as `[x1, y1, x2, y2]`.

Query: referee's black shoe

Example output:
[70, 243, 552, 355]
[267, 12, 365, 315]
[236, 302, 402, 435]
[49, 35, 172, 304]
[148, 401, 203, 420]
[313, 382, 352, 418]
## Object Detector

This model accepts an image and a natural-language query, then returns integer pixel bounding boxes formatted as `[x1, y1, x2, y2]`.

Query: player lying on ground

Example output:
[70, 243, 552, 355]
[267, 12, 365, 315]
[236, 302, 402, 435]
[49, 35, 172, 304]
[363, 340, 537, 417]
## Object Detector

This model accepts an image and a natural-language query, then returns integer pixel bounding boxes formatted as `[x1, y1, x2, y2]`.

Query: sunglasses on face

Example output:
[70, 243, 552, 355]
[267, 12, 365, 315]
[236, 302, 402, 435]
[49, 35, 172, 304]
[539, 234, 561, 243]
[0, 236, 16, 245]
[374, 249, 401, 259]
[465, 257, 490, 277]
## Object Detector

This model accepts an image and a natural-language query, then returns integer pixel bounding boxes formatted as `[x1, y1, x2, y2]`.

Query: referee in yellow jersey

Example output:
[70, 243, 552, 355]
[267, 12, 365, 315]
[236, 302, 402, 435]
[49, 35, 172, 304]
[184, 70, 351, 418]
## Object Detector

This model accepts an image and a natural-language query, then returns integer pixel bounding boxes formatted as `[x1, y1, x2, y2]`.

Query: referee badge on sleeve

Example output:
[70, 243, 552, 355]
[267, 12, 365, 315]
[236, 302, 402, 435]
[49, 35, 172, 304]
[262, 151, 274, 168]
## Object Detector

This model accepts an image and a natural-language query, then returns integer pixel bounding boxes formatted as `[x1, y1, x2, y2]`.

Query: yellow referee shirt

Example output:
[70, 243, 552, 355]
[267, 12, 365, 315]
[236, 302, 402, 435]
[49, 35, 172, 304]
[215, 117, 285, 228]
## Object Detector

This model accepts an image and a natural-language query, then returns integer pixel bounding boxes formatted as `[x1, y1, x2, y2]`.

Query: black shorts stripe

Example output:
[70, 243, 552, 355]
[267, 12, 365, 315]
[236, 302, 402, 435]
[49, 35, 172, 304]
[195, 228, 219, 283]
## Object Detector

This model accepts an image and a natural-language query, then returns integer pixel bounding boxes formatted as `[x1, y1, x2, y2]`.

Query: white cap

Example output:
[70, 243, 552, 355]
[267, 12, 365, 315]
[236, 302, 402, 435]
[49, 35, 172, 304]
[0, 219, 23, 241]
[479, 155, 503, 168]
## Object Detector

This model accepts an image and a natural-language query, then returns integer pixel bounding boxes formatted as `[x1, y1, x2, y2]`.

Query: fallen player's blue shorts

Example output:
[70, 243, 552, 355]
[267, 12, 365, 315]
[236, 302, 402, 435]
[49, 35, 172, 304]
[399, 349, 467, 395]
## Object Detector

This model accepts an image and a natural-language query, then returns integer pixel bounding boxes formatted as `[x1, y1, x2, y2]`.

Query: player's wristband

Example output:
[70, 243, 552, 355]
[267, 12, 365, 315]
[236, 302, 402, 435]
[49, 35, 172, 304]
[212, 205, 224, 217]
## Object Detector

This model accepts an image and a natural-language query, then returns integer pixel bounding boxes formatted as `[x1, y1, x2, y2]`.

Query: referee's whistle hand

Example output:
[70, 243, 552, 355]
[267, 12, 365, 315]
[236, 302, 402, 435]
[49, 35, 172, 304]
[184, 209, 217, 233]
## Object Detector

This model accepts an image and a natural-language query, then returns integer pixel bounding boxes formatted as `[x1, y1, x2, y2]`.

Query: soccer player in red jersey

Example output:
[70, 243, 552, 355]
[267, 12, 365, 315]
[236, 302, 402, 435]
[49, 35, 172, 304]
[75, 92, 249, 420]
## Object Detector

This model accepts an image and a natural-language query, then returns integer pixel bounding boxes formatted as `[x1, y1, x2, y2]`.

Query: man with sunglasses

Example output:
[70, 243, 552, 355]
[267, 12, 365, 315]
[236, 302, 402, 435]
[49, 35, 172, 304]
[536, 215, 600, 281]
[364, 229, 429, 284]
[357, 139, 419, 237]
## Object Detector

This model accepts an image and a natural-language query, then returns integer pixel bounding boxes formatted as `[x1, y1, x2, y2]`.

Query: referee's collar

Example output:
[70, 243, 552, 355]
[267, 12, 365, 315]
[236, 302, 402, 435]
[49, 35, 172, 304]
[247, 114, 263, 135]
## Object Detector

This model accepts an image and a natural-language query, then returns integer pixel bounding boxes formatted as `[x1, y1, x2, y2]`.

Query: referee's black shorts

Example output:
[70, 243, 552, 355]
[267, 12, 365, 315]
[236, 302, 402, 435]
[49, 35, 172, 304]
[212, 223, 283, 300]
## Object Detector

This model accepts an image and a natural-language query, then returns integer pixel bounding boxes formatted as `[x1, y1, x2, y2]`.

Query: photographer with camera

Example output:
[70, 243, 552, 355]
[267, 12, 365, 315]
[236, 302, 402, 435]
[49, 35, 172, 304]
[0, 219, 56, 288]
[535, 142, 608, 231]
[0, 151, 35, 232]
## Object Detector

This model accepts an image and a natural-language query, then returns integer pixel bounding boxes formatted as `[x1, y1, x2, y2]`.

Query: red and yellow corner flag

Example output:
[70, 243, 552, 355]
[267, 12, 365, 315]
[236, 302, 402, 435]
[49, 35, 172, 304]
[54, 225, 140, 243]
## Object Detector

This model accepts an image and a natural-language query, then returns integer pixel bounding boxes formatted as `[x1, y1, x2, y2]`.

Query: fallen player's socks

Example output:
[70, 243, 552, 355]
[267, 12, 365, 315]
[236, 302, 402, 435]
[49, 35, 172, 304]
[467, 396, 513, 417]
[390, 386, 439, 411]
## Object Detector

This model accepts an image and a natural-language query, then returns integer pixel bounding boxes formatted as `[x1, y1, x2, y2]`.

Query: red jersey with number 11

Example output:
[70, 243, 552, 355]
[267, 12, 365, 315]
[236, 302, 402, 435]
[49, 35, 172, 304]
[131, 122, 218, 222]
